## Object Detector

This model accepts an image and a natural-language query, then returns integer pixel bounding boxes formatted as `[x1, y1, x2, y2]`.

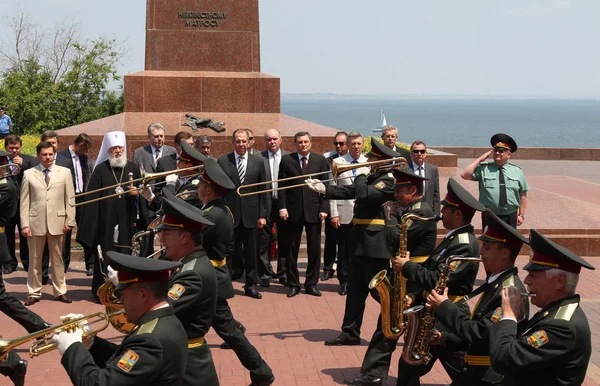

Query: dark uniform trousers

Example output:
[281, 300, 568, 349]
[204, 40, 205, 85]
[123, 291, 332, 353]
[231, 218, 261, 287]
[396, 225, 480, 386]
[482, 211, 517, 229]
[287, 216, 322, 289]
[322, 217, 338, 275]
[259, 197, 285, 280]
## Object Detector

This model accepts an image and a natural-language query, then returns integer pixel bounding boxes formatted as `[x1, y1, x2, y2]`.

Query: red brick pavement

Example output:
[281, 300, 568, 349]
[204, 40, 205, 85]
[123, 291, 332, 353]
[2, 257, 600, 385]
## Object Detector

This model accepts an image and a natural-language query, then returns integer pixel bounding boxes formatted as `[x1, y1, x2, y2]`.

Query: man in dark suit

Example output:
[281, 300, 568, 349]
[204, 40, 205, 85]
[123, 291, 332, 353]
[407, 140, 440, 217]
[278, 131, 329, 298]
[56, 133, 93, 275]
[259, 129, 290, 287]
[133, 123, 177, 256]
[195, 135, 213, 158]
[218, 128, 269, 299]
[381, 125, 401, 152]
[3, 135, 39, 274]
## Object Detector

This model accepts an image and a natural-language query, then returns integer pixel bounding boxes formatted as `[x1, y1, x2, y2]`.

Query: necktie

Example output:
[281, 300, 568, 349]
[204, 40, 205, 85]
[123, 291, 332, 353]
[301, 156, 307, 173]
[271, 153, 279, 199]
[74, 155, 84, 193]
[351, 160, 358, 176]
[238, 156, 246, 184]
[43, 169, 50, 186]
[498, 167, 507, 207]
[154, 149, 160, 165]
[419, 166, 426, 194]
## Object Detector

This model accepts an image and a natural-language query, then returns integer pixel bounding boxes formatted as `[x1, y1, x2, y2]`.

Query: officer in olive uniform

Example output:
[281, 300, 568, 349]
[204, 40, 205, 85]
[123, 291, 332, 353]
[158, 189, 219, 386]
[489, 229, 594, 386]
[306, 138, 410, 347]
[197, 158, 275, 386]
[54, 251, 188, 385]
[426, 209, 530, 386]
[0, 150, 50, 386]
[348, 169, 439, 386]
[393, 178, 485, 386]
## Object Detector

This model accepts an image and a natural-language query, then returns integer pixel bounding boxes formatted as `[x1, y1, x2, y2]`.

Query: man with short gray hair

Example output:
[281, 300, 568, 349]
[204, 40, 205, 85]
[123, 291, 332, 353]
[381, 125, 399, 152]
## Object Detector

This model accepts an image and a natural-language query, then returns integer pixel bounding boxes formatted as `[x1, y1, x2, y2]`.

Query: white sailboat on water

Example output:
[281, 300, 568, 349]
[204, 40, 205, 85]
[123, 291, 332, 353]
[372, 110, 386, 132]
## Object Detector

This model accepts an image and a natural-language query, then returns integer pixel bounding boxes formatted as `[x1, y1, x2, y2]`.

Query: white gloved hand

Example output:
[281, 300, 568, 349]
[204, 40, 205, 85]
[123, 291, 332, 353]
[355, 166, 370, 177]
[107, 265, 119, 287]
[305, 178, 326, 194]
[59, 313, 85, 323]
[165, 174, 178, 186]
[52, 328, 83, 355]
[139, 184, 155, 202]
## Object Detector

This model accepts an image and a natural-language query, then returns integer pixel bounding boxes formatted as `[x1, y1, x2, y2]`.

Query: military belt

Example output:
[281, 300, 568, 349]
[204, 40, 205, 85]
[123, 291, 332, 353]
[465, 355, 491, 366]
[409, 255, 429, 263]
[210, 258, 226, 268]
[449, 295, 463, 303]
[188, 336, 205, 348]
[353, 218, 385, 226]
[0, 226, 4, 233]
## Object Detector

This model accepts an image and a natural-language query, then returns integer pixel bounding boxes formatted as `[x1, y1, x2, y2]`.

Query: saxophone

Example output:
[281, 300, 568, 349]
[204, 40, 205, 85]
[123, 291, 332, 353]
[401, 255, 482, 365]
[368, 213, 440, 340]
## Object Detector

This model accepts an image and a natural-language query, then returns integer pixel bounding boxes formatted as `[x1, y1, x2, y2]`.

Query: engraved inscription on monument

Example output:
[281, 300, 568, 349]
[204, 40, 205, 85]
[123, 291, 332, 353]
[178, 11, 227, 28]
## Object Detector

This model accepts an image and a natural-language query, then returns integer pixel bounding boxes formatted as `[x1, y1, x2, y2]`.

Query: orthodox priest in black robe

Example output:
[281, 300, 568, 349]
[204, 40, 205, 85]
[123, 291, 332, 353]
[76, 131, 142, 299]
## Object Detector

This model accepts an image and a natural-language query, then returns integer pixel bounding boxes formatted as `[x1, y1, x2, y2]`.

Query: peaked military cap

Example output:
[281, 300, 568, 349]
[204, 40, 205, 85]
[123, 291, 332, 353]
[179, 141, 207, 166]
[157, 189, 214, 232]
[0, 150, 10, 157]
[441, 177, 486, 214]
[391, 168, 428, 189]
[524, 229, 595, 274]
[200, 157, 236, 191]
[107, 250, 182, 291]
[491, 133, 518, 153]
[366, 138, 407, 160]
[479, 208, 529, 249]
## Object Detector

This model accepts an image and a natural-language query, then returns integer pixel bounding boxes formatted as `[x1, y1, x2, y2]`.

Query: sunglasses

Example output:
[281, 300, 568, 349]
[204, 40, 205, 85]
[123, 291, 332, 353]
[333, 142, 346, 146]
[412, 149, 426, 154]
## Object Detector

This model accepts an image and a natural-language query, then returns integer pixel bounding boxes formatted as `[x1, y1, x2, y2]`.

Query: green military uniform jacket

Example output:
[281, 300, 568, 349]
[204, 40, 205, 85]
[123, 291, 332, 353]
[0, 177, 17, 265]
[201, 198, 235, 300]
[435, 267, 529, 385]
[325, 171, 395, 259]
[490, 295, 591, 386]
[62, 307, 188, 385]
[174, 175, 203, 208]
[472, 162, 529, 215]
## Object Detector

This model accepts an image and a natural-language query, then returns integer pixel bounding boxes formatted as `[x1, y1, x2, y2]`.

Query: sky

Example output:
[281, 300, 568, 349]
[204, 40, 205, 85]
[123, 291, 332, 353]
[2, 0, 599, 97]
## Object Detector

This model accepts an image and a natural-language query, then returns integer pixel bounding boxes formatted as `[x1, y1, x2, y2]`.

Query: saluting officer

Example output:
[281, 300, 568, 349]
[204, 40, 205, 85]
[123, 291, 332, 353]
[157, 189, 220, 385]
[426, 209, 530, 386]
[53, 252, 188, 385]
[393, 178, 485, 386]
[489, 229, 594, 386]
[197, 157, 275, 386]
[306, 138, 410, 347]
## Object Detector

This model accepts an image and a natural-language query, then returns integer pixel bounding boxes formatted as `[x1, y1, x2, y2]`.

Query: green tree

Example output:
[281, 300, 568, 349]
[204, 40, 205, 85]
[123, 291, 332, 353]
[0, 14, 124, 134]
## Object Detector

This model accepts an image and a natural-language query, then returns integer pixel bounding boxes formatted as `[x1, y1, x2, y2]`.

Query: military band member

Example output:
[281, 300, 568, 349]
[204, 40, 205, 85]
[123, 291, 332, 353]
[306, 138, 409, 346]
[426, 209, 530, 386]
[393, 178, 485, 386]
[347, 169, 438, 386]
[197, 158, 275, 386]
[489, 229, 594, 386]
[52, 252, 188, 385]
[156, 189, 219, 385]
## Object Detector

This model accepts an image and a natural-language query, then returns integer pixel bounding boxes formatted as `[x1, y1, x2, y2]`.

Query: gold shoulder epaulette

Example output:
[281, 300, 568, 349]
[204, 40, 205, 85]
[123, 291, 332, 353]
[458, 233, 470, 244]
[555, 303, 578, 321]
[502, 276, 515, 287]
[136, 318, 158, 335]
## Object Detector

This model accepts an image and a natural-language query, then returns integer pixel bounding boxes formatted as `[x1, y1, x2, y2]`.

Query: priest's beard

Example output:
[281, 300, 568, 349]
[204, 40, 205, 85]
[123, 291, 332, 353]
[108, 155, 127, 168]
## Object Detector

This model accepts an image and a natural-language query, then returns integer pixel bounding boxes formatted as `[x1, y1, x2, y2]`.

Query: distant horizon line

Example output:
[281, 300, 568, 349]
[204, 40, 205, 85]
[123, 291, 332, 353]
[281, 93, 600, 100]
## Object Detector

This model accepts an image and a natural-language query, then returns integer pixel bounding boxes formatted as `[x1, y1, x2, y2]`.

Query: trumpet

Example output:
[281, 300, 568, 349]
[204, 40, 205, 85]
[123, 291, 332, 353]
[0, 163, 20, 178]
[0, 310, 123, 360]
[237, 156, 407, 197]
[68, 165, 203, 207]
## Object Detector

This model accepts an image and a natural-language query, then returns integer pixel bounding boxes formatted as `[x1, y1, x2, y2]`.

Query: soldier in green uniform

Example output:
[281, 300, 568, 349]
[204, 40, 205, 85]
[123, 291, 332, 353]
[306, 138, 410, 348]
[393, 178, 485, 386]
[460, 133, 529, 228]
[489, 229, 594, 386]
[347, 169, 439, 386]
[157, 189, 219, 386]
[53, 251, 188, 385]
[426, 209, 530, 386]
[197, 158, 275, 386]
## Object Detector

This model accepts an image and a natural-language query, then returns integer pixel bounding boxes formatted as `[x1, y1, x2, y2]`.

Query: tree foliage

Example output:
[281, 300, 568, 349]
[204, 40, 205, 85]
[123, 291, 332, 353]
[0, 14, 124, 134]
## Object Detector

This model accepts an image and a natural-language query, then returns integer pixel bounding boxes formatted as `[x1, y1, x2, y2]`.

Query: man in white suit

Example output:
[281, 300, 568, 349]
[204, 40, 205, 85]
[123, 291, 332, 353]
[407, 140, 440, 217]
[21, 141, 76, 305]
[328, 132, 367, 295]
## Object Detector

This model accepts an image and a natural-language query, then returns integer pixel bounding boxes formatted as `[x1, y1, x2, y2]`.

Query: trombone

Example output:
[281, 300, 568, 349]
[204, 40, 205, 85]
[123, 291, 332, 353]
[0, 163, 20, 178]
[0, 310, 123, 360]
[68, 165, 204, 207]
[237, 156, 407, 197]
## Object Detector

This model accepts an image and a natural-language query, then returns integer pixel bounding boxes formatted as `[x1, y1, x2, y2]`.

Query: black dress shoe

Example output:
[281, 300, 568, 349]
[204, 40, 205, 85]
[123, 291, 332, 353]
[338, 283, 348, 296]
[24, 297, 39, 306]
[324, 332, 360, 346]
[260, 278, 270, 288]
[345, 374, 383, 386]
[86, 268, 94, 276]
[249, 374, 275, 386]
[244, 286, 262, 299]
[9, 359, 27, 386]
[287, 287, 300, 298]
[305, 286, 322, 297]
[55, 294, 73, 303]
[320, 271, 334, 281]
